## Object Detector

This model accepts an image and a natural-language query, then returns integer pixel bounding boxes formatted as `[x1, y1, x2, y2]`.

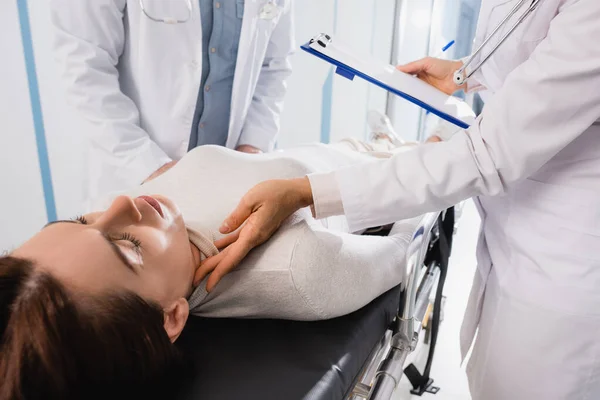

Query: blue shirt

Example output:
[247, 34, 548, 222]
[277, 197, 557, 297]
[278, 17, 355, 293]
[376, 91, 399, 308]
[189, 0, 244, 150]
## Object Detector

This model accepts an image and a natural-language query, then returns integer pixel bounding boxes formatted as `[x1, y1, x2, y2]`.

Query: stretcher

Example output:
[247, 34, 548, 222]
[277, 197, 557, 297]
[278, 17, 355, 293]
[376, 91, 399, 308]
[169, 209, 456, 400]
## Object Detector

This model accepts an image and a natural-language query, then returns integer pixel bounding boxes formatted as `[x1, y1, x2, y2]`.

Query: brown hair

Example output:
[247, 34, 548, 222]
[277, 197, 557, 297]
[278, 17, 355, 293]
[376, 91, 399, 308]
[0, 255, 182, 400]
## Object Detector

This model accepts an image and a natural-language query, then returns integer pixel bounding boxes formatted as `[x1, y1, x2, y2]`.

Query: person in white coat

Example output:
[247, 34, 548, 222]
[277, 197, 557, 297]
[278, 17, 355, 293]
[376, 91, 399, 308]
[50, 0, 294, 202]
[193, 0, 600, 399]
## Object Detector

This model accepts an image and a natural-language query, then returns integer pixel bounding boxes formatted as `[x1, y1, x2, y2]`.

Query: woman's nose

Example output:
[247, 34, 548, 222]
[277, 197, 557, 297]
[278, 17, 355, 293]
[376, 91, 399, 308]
[95, 196, 142, 229]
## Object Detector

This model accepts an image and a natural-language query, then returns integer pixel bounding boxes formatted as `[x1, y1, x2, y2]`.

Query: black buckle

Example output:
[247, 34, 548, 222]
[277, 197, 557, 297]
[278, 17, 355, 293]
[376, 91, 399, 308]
[409, 379, 440, 396]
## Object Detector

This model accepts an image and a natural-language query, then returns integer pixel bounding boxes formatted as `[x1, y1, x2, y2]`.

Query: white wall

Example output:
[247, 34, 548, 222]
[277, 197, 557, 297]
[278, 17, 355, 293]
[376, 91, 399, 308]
[28, 0, 88, 220]
[278, 0, 396, 148]
[0, 0, 88, 252]
[386, 0, 435, 142]
[0, 0, 48, 251]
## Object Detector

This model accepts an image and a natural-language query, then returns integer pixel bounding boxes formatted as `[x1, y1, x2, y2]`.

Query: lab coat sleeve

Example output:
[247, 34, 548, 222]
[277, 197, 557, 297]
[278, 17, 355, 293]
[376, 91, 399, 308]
[50, 0, 171, 187]
[311, 0, 600, 232]
[237, 1, 295, 152]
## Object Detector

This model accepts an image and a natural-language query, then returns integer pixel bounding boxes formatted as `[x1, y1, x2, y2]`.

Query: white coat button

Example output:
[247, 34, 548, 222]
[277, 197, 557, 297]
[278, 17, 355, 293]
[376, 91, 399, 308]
[211, 47, 216, 53]
[199, 123, 205, 129]
[205, 85, 211, 92]
[215, 2, 221, 9]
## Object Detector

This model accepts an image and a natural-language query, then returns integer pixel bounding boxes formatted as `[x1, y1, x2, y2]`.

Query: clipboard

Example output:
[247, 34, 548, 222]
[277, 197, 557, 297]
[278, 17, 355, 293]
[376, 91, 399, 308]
[301, 33, 475, 129]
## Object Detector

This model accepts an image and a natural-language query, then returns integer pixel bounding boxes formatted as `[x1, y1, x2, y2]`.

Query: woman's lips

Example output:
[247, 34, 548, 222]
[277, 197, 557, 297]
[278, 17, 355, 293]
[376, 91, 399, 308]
[138, 195, 164, 218]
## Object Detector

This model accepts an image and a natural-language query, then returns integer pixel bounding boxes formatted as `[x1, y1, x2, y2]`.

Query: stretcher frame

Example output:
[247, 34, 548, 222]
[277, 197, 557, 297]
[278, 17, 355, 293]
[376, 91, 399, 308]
[348, 211, 447, 399]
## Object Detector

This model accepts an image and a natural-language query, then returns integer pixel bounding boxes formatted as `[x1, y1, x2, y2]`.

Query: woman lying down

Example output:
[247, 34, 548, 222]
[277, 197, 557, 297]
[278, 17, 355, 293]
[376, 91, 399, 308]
[0, 134, 438, 399]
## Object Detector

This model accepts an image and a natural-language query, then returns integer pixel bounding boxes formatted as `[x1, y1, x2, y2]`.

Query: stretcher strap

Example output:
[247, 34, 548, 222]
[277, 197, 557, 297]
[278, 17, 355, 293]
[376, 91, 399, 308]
[403, 208, 454, 396]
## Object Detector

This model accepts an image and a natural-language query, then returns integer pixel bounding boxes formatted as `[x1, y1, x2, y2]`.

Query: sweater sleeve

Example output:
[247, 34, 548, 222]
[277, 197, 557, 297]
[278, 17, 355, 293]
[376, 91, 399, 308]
[289, 218, 420, 319]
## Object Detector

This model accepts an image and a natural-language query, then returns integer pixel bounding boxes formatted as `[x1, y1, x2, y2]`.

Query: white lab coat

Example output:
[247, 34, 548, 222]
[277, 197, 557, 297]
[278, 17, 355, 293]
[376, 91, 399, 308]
[318, 0, 600, 398]
[50, 0, 294, 202]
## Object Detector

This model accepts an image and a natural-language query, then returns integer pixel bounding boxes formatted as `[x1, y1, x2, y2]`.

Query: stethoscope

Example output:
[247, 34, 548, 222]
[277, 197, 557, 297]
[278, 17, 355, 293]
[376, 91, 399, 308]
[453, 0, 544, 86]
[139, 0, 279, 24]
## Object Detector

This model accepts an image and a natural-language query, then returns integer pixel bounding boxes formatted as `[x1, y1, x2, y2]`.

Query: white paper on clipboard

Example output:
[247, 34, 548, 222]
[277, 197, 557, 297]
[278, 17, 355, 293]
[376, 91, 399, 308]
[303, 34, 476, 128]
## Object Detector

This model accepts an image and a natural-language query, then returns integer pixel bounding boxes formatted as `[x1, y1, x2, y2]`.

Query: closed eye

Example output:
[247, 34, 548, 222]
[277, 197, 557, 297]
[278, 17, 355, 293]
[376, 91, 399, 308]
[111, 233, 143, 254]
[74, 215, 88, 224]
[43, 217, 85, 229]
[41, 218, 140, 273]
[71, 215, 142, 253]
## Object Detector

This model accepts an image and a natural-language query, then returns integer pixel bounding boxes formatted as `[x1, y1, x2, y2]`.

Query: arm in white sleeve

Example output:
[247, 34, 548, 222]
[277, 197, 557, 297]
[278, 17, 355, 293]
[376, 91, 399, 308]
[237, 1, 295, 152]
[50, 0, 171, 186]
[311, 0, 600, 232]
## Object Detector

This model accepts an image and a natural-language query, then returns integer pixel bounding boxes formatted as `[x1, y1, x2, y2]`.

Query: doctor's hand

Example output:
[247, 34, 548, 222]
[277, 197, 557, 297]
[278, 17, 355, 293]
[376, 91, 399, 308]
[426, 135, 443, 143]
[193, 177, 313, 292]
[143, 161, 177, 184]
[236, 145, 262, 154]
[397, 58, 465, 95]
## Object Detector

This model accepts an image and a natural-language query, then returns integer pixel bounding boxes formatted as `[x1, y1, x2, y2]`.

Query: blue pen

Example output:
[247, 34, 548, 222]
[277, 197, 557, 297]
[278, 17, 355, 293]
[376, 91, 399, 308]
[423, 41, 455, 117]
[432, 40, 455, 58]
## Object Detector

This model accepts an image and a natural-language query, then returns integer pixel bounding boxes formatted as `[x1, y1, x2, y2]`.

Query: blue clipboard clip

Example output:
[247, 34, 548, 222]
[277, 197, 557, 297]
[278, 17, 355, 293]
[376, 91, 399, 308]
[308, 34, 355, 81]
[302, 33, 473, 129]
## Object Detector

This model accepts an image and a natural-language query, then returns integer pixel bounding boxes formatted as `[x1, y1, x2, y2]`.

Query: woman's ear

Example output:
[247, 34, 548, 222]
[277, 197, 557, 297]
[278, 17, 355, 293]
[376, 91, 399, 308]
[163, 298, 189, 342]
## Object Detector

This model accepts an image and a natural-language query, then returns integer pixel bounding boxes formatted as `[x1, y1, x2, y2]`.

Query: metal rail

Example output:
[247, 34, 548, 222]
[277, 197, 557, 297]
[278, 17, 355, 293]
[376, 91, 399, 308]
[349, 211, 441, 400]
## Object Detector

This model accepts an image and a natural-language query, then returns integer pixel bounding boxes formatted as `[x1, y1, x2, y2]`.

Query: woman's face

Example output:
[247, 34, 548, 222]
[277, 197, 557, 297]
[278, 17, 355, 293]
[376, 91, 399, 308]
[14, 195, 199, 308]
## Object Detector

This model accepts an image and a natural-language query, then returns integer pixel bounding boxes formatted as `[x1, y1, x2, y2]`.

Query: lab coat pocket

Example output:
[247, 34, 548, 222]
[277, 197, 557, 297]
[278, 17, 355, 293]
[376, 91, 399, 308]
[256, 1, 284, 35]
[486, 0, 553, 43]
[505, 178, 600, 314]
[479, 0, 539, 77]
[137, 0, 192, 24]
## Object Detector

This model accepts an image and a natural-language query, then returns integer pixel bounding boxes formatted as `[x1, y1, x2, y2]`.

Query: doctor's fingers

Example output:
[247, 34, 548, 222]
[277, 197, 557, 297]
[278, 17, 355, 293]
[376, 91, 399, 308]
[219, 180, 286, 235]
[194, 252, 225, 287]
[397, 57, 458, 77]
[205, 236, 256, 292]
[220, 197, 255, 234]
[426, 135, 443, 143]
[214, 231, 241, 250]
[194, 217, 269, 290]
[193, 242, 248, 290]
[397, 57, 433, 75]
[397, 58, 463, 95]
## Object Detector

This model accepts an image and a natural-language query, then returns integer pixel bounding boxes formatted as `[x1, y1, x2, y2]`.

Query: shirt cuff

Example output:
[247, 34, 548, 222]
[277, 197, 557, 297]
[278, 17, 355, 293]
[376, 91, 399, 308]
[307, 172, 345, 219]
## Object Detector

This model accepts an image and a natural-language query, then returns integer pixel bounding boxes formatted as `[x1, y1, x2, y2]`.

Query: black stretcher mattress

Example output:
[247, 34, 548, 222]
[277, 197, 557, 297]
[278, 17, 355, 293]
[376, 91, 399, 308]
[169, 286, 401, 400]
